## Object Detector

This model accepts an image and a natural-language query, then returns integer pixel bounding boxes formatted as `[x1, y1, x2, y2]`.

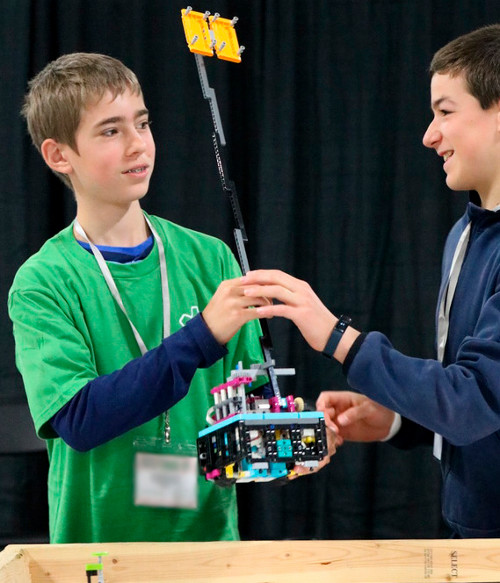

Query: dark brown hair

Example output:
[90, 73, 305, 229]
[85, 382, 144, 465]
[430, 24, 500, 110]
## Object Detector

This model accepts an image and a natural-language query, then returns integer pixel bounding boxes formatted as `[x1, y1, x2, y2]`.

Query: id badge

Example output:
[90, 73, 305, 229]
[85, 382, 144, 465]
[133, 438, 198, 510]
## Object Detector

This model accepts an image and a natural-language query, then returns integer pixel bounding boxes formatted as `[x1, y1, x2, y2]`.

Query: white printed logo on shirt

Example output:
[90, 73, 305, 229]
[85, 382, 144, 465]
[179, 306, 200, 327]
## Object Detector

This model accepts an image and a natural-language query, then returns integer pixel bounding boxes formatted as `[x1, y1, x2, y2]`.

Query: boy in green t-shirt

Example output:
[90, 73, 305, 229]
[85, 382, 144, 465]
[8, 52, 267, 543]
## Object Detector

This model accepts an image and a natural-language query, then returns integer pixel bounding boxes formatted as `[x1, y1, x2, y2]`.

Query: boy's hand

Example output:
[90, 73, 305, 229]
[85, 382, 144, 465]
[241, 270, 336, 351]
[316, 390, 396, 445]
[242, 270, 360, 363]
[202, 277, 268, 345]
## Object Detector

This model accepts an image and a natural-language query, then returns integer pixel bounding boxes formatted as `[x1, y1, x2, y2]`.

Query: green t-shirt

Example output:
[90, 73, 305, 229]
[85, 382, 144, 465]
[8, 214, 265, 543]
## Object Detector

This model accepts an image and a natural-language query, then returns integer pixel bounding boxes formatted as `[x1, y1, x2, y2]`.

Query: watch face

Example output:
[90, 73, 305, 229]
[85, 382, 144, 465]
[337, 315, 352, 332]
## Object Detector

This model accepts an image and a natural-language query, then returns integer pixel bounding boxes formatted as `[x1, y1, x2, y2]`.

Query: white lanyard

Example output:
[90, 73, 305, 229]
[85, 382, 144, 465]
[74, 213, 172, 442]
[436, 222, 471, 362]
[433, 221, 471, 459]
[74, 213, 171, 355]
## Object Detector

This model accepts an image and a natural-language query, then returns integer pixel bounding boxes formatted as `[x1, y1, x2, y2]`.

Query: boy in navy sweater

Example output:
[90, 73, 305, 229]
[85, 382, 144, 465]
[242, 24, 500, 538]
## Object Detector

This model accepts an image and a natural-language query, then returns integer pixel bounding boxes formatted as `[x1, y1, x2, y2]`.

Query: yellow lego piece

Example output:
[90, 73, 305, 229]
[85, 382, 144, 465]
[181, 7, 214, 57]
[225, 464, 234, 478]
[209, 13, 243, 63]
[181, 7, 244, 63]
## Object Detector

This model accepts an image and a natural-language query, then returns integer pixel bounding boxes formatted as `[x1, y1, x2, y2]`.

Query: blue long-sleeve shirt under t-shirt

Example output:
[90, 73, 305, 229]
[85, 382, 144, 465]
[50, 237, 228, 451]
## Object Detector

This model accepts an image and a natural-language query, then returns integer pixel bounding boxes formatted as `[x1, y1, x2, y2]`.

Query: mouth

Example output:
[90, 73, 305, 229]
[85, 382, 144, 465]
[123, 165, 149, 175]
[441, 151, 454, 163]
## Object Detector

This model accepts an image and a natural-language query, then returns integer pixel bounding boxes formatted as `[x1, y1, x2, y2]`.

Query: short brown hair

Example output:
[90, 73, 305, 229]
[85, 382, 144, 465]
[21, 52, 142, 187]
[430, 24, 500, 110]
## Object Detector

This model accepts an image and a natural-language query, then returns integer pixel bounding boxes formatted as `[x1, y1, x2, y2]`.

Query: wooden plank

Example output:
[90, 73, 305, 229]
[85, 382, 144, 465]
[1, 539, 499, 583]
[0, 545, 31, 583]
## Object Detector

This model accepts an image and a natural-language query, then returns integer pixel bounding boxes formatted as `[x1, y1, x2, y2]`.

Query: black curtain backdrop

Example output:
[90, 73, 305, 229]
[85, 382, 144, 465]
[2, 0, 500, 545]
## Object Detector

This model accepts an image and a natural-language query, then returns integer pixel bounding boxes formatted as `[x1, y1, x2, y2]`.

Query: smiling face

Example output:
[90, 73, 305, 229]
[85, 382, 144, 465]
[422, 72, 500, 208]
[58, 88, 155, 210]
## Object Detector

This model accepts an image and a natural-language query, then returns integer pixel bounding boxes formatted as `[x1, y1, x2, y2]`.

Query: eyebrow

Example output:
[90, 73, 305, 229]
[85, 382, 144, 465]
[95, 108, 149, 128]
[431, 97, 454, 110]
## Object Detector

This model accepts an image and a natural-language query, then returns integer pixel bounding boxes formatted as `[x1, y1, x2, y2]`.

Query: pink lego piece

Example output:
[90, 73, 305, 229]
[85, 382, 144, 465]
[269, 396, 280, 413]
[206, 469, 222, 480]
[210, 376, 253, 394]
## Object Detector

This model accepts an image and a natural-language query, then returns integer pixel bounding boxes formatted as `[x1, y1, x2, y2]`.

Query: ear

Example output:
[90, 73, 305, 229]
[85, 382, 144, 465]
[40, 139, 73, 175]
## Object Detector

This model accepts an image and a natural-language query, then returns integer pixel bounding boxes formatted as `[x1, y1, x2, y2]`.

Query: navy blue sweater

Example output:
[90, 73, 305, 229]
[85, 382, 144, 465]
[345, 200, 500, 537]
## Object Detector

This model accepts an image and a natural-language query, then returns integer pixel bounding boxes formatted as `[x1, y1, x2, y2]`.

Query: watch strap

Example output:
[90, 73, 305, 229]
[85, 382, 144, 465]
[322, 314, 352, 359]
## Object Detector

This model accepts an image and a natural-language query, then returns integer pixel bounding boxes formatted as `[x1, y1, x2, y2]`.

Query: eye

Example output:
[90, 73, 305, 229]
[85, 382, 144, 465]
[102, 128, 118, 137]
[439, 109, 452, 116]
[138, 119, 152, 131]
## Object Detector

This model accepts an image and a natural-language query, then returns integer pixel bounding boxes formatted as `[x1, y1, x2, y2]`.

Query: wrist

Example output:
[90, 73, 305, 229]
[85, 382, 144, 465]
[333, 326, 361, 363]
[380, 413, 402, 442]
[322, 315, 360, 364]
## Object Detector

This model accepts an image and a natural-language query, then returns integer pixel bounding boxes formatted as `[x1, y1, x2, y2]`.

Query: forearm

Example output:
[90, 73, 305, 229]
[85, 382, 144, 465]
[51, 314, 226, 451]
[347, 331, 500, 445]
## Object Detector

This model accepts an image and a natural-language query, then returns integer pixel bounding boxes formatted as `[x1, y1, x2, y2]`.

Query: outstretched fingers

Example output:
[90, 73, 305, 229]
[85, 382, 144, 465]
[242, 270, 336, 351]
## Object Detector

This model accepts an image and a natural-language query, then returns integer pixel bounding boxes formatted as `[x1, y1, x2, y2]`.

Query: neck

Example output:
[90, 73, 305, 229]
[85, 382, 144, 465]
[476, 184, 500, 210]
[483, 200, 500, 211]
[74, 201, 150, 246]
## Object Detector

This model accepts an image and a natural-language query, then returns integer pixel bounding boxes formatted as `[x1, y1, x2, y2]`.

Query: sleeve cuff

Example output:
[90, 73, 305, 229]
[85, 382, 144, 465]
[379, 412, 402, 441]
[183, 312, 228, 367]
[341, 332, 367, 375]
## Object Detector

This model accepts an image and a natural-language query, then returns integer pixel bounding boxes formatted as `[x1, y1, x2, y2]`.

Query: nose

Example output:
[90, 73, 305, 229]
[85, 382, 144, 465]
[126, 128, 147, 156]
[422, 118, 441, 149]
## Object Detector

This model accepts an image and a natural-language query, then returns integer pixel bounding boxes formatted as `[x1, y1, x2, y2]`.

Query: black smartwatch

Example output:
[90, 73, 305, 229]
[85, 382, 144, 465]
[322, 314, 352, 359]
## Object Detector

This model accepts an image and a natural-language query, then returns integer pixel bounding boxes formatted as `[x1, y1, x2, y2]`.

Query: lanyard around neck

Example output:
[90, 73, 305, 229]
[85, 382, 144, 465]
[436, 222, 471, 363]
[434, 221, 471, 459]
[74, 214, 171, 355]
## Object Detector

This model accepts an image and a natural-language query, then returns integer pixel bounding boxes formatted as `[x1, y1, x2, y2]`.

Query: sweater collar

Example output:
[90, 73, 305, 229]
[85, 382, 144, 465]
[466, 191, 500, 224]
